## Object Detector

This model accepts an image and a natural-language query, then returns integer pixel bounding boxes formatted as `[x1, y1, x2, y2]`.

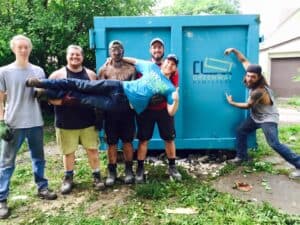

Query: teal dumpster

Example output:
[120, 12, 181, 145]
[89, 15, 259, 150]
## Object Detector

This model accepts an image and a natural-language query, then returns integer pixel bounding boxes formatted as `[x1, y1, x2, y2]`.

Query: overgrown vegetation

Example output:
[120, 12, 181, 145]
[0, 0, 155, 74]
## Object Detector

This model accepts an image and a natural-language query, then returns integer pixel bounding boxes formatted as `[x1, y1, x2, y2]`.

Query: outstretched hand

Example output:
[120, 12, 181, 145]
[224, 48, 235, 55]
[225, 92, 233, 104]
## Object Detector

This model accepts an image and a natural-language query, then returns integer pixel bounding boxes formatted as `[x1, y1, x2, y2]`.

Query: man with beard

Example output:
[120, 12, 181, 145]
[224, 47, 300, 179]
[135, 38, 182, 183]
[48, 45, 104, 194]
[98, 40, 136, 186]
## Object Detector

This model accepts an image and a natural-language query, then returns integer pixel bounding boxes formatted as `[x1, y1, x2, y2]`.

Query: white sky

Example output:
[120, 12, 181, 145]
[156, 0, 300, 38]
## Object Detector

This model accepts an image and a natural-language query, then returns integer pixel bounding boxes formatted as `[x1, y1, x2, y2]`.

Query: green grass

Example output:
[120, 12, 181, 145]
[3, 117, 300, 224]
[287, 96, 300, 107]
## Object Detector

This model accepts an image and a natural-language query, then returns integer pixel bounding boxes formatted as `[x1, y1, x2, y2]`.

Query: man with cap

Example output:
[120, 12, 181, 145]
[135, 37, 182, 183]
[98, 40, 136, 186]
[224, 47, 300, 179]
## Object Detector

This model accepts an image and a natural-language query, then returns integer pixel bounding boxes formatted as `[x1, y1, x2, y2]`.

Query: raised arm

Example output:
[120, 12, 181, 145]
[224, 48, 250, 70]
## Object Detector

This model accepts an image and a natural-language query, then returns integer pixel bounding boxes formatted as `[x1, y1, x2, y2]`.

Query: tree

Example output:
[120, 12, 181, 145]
[161, 0, 240, 15]
[0, 0, 155, 75]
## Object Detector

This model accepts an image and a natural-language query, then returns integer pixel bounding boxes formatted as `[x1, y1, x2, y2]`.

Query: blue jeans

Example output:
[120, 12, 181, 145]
[236, 117, 300, 168]
[0, 126, 48, 201]
[40, 79, 130, 112]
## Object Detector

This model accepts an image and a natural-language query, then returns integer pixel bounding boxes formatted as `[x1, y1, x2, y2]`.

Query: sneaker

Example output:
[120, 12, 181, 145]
[26, 77, 42, 87]
[38, 188, 57, 200]
[289, 169, 300, 179]
[124, 161, 134, 184]
[227, 157, 247, 166]
[135, 166, 145, 184]
[0, 201, 9, 219]
[93, 172, 105, 191]
[105, 164, 117, 187]
[168, 165, 182, 181]
[61, 174, 74, 195]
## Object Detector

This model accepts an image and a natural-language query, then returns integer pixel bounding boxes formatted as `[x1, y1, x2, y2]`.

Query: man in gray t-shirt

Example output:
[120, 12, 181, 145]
[224, 47, 300, 179]
[0, 35, 57, 220]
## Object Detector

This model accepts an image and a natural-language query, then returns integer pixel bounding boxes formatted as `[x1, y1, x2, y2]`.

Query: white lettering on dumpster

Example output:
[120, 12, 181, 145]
[192, 57, 232, 82]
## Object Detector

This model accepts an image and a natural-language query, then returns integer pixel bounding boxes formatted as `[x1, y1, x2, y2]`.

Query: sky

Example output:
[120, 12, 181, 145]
[156, 0, 300, 38]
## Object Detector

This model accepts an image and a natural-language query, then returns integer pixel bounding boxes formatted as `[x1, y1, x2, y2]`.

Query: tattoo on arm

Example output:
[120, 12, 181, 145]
[250, 90, 265, 104]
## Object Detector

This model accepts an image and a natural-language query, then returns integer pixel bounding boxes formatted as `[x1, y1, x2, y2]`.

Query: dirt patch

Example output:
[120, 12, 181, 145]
[212, 167, 300, 215]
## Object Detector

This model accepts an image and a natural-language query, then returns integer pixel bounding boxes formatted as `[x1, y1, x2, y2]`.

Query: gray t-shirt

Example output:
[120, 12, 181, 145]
[0, 62, 45, 128]
[250, 86, 279, 124]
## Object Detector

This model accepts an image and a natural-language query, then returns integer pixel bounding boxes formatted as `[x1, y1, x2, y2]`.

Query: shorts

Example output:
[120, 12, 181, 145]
[136, 108, 176, 141]
[104, 109, 135, 145]
[56, 126, 99, 155]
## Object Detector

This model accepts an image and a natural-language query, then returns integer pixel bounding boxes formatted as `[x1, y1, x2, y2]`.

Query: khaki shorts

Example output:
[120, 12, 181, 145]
[56, 126, 99, 155]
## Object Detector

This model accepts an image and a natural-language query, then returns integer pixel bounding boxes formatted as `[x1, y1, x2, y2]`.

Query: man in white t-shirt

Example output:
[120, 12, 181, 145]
[0, 35, 57, 220]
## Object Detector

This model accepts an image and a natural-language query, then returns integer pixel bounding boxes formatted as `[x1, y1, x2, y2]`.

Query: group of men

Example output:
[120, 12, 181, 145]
[1, 34, 299, 220]
[0, 35, 181, 219]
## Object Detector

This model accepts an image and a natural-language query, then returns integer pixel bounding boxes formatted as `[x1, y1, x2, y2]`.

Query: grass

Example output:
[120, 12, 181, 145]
[2, 113, 300, 224]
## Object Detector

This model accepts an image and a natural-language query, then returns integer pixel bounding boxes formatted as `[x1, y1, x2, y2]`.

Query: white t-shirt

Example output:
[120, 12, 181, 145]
[0, 62, 45, 128]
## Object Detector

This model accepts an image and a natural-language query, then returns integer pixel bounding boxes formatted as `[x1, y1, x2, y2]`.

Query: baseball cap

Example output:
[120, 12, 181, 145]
[150, 37, 165, 47]
[166, 54, 179, 65]
[246, 64, 262, 76]
[108, 40, 124, 49]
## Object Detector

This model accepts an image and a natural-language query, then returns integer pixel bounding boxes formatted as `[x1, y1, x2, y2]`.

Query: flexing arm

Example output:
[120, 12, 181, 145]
[224, 48, 250, 70]
[167, 87, 179, 116]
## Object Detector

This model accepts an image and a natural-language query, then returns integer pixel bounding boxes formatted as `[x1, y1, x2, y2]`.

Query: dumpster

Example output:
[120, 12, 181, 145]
[89, 15, 260, 150]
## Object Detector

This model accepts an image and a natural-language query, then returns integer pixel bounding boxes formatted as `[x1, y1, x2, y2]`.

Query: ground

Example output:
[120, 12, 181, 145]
[1, 103, 300, 224]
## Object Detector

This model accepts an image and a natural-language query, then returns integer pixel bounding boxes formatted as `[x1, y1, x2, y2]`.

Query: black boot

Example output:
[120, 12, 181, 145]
[61, 174, 74, 195]
[135, 160, 145, 184]
[92, 171, 105, 191]
[105, 164, 117, 187]
[124, 161, 134, 184]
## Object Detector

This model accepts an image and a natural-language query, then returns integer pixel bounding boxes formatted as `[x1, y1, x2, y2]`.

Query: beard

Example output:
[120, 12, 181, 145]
[151, 53, 164, 62]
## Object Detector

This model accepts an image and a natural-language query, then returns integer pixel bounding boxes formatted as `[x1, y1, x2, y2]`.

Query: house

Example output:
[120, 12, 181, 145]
[259, 8, 300, 97]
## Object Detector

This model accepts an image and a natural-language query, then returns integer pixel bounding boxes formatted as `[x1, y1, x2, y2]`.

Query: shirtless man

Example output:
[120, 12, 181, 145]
[98, 40, 136, 186]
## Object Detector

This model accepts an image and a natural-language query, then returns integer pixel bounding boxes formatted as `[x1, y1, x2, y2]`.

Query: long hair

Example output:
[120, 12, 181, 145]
[243, 73, 269, 89]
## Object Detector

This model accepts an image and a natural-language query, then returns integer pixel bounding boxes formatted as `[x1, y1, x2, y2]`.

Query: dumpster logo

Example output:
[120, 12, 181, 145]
[193, 57, 232, 82]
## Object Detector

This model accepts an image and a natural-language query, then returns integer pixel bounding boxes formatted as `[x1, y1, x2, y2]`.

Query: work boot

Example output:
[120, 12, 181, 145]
[0, 200, 9, 219]
[25, 77, 42, 87]
[37, 188, 57, 200]
[135, 165, 145, 184]
[93, 172, 105, 190]
[105, 164, 117, 187]
[61, 174, 74, 195]
[124, 161, 134, 184]
[289, 169, 300, 179]
[168, 165, 182, 181]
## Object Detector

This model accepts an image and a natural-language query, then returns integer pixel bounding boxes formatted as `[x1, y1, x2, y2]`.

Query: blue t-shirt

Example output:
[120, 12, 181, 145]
[122, 59, 176, 114]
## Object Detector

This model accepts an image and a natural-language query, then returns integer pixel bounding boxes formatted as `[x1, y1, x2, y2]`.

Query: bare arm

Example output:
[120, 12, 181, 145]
[0, 91, 5, 120]
[47, 69, 65, 105]
[224, 48, 250, 70]
[167, 87, 179, 116]
[85, 68, 97, 80]
[122, 57, 137, 65]
[225, 89, 265, 109]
